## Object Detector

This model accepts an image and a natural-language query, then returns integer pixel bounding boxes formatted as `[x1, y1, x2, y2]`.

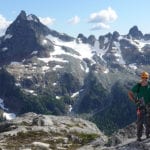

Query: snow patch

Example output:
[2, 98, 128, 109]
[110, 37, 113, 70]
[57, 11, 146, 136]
[15, 83, 21, 87]
[103, 68, 109, 74]
[52, 65, 64, 71]
[80, 63, 89, 73]
[0, 98, 16, 120]
[42, 39, 48, 45]
[38, 46, 69, 64]
[31, 51, 38, 55]
[68, 105, 72, 112]
[93, 40, 108, 63]
[56, 96, 61, 99]
[46, 35, 95, 62]
[113, 41, 126, 65]
[23, 89, 37, 96]
[10, 61, 22, 65]
[104, 37, 109, 44]
[128, 39, 150, 53]
[3, 112, 16, 120]
[71, 91, 79, 98]
[27, 15, 38, 22]
[32, 142, 49, 149]
[129, 63, 137, 70]
[53, 83, 57, 86]
[42, 66, 50, 71]
[4, 34, 13, 40]
[2, 47, 8, 52]
[0, 98, 8, 111]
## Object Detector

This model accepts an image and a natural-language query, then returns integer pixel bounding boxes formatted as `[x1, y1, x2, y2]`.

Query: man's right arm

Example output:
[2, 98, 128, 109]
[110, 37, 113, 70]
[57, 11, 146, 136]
[128, 83, 140, 103]
[128, 90, 136, 103]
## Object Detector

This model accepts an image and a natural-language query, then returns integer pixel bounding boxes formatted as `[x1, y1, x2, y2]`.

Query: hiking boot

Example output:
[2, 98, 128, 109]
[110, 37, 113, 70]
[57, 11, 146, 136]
[137, 137, 142, 141]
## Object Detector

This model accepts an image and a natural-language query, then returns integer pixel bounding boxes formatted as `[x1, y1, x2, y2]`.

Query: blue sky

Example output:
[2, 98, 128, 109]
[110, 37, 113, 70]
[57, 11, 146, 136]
[0, 0, 149, 38]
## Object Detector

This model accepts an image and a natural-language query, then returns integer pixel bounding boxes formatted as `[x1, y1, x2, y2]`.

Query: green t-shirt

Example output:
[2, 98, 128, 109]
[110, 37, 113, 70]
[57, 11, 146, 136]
[132, 82, 150, 105]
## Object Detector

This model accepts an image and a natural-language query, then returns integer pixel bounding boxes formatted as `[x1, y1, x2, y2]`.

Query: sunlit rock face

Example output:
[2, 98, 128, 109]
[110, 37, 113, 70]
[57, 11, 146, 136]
[0, 112, 107, 150]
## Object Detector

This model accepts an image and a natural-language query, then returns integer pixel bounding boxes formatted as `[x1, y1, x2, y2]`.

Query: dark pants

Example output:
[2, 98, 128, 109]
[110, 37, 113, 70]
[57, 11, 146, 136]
[137, 106, 150, 138]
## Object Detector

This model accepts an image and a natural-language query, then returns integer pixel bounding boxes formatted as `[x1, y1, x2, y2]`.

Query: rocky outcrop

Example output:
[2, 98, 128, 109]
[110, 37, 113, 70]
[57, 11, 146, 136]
[0, 112, 107, 150]
[128, 26, 143, 40]
[78, 123, 150, 150]
[77, 34, 88, 43]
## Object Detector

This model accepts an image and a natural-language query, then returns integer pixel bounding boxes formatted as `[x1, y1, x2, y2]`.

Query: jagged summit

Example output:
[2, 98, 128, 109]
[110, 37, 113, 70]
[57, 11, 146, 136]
[16, 10, 27, 20]
[16, 10, 40, 23]
[77, 33, 88, 43]
[5, 10, 74, 40]
[128, 25, 143, 39]
[14, 10, 40, 23]
[6, 10, 50, 36]
[0, 11, 55, 64]
[112, 31, 120, 41]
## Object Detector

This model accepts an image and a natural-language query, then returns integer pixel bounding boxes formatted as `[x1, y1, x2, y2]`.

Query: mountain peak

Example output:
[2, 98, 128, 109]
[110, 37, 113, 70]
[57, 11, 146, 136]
[1, 10, 53, 63]
[77, 33, 88, 43]
[128, 25, 143, 39]
[16, 10, 27, 20]
[112, 31, 120, 41]
[15, 10, 40, 23]
[5, 10, 50, 37]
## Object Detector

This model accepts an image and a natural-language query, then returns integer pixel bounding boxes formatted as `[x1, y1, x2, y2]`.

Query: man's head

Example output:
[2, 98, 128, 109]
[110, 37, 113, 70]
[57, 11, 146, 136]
[141, 71, 149, 80]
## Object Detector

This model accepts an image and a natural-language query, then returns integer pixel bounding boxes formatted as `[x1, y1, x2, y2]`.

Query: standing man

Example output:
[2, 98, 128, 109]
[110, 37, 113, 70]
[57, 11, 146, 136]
[128, 71, 150, 141]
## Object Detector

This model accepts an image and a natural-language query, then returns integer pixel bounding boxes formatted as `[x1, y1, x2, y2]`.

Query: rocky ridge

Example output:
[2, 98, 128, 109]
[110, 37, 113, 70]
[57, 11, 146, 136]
[78, 123, 150, 150]
[1, 113, 150, 150]
[0, 112, 107, 150]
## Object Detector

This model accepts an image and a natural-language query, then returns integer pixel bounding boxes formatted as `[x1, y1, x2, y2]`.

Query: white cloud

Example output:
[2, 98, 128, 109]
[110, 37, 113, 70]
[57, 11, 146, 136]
[91, 23, 110, 30]
[0, 14, 11, 36]
[68, 16, 80, 25]
[88, 7, 118, 23]
[88, 7, 118, 31]
[39, 17, 55, 26]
